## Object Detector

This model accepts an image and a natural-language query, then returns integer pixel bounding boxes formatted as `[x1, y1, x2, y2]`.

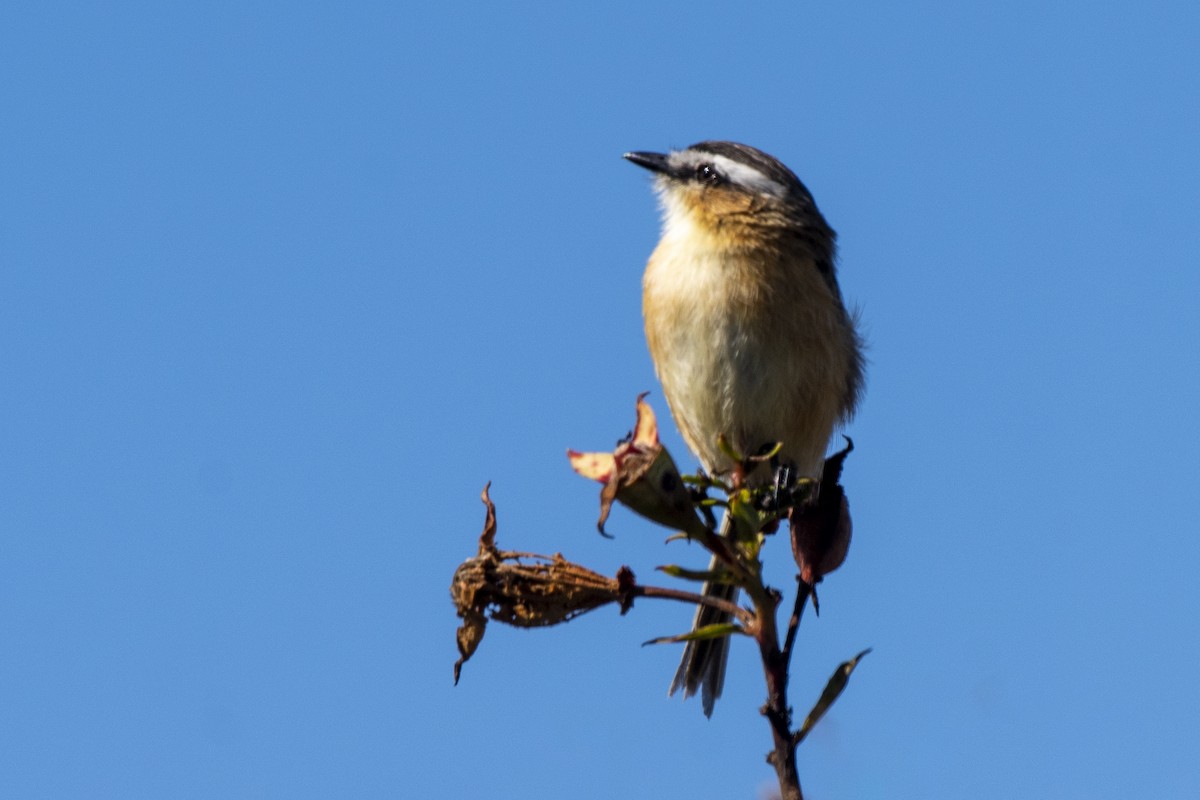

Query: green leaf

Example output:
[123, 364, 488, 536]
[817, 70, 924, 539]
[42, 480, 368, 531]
[682, 472, 732, 493]
[795, 648, 872, 744]
[746, 441, 783, 462]
[726, 492, 764, 536]
[656, 565, 733, 583]
[641, 622, 744, 646]
[716, 433, 745, 464]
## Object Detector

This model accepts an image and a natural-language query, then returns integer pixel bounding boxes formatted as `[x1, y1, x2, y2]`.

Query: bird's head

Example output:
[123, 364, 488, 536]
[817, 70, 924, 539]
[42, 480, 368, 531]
[624, 141, 828, 247]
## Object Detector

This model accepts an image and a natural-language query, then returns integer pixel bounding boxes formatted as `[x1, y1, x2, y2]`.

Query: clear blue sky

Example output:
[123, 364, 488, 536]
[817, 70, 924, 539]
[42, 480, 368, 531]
[3, 2, 1199, 798]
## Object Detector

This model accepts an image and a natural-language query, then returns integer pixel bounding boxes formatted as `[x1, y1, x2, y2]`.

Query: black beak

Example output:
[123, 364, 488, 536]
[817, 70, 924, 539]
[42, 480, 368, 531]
[623, 151, 671, 175]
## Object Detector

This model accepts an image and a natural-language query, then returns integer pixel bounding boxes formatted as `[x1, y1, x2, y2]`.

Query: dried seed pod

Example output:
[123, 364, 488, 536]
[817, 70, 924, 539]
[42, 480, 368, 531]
[451, 485, 626, 683]
[789, 439, 854, 585]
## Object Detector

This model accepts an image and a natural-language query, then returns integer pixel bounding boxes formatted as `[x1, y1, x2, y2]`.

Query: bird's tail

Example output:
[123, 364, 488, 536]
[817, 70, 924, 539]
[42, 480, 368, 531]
[669, 511, 739, 717]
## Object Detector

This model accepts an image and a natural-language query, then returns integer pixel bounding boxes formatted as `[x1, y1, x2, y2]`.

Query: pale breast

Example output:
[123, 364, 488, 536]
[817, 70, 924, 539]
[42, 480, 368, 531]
[643, 239, 853, 481]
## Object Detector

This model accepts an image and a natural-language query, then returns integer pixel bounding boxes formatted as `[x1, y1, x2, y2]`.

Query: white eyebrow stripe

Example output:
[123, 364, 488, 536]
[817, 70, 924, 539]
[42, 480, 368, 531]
[707, 154, 787, 197]
[665, 149, 790, 198]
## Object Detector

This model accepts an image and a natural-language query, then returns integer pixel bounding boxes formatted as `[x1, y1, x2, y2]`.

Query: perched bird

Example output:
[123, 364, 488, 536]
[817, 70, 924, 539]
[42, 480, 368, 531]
[625, 141, 864, 716]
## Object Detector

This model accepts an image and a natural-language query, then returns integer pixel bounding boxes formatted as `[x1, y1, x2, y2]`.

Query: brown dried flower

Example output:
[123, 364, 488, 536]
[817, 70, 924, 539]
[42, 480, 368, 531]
[451, 484, 626, 683]
[568, 394, 707, 539]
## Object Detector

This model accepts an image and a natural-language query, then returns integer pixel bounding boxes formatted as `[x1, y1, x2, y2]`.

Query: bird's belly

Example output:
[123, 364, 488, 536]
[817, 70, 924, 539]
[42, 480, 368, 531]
[644, 250, 844, 480]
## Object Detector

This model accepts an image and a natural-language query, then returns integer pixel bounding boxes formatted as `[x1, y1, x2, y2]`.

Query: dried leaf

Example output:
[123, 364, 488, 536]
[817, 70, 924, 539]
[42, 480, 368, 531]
[451, 486, 500, 682]
[478, 482, 497, 551]
[566, 450, 615, 483]
[453, 608, 485, 685]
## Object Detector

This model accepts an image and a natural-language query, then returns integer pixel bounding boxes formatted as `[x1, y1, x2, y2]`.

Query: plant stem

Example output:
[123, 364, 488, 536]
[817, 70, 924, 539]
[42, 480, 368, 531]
[712, 496, 806, 800]
[749, 583, 804, 800]
[781, 579, 812, 670]
[628, 584, 752, 626]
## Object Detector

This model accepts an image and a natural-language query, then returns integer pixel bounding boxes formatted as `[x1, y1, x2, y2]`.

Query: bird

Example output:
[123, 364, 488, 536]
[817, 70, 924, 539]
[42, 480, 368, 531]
[625, 141, 864, 716]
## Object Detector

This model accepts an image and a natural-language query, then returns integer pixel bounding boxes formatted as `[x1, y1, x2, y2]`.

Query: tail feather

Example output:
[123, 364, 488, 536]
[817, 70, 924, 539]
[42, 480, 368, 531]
[668, 542, 739, 717]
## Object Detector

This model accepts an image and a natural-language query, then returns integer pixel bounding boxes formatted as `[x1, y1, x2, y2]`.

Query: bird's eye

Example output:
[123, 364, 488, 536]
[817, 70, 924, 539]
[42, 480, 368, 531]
[695, 163, 721, 185]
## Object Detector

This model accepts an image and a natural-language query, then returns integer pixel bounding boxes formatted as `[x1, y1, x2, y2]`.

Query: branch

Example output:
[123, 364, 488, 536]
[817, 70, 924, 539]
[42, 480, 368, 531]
[627, 583, 753, 626]
[781, 578, 812, 669]
[453, 401, 870, 800]
[747, 583, 804, 800]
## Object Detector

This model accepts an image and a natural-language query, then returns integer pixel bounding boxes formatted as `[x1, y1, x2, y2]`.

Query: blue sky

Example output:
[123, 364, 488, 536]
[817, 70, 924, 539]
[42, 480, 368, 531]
[3, 2, 1199, 798]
